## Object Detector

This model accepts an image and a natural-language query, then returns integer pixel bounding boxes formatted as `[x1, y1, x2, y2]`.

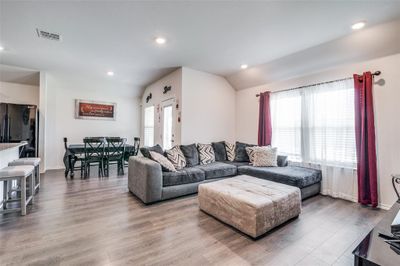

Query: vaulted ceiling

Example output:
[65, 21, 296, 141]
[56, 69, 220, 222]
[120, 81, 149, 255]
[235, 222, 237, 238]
[1, 1, 400, 96]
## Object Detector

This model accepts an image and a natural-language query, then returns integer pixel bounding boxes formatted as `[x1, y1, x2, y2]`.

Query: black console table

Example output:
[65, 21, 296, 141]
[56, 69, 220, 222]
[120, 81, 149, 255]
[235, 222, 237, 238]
[353, 201, 400, 265]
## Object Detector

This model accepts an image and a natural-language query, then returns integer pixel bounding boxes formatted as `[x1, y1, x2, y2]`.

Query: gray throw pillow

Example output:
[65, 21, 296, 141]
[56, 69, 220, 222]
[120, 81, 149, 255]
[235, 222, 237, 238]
[253, 147, 278, 167]
[180, 144, 199, 167]
[140, 144, 164, 159]
[212, 141, 227, 161]
[277, 155, 288, 167]
[234, 141, 256, 162]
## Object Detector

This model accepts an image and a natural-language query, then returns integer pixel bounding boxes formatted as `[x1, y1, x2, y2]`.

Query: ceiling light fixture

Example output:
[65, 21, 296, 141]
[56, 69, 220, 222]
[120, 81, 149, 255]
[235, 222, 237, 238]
[352, 21, 366, 30]
[0, 46, 4, 51]
[155, 37, 166, 44]
[107, 71, 114, 76]
[241, 64, 248, 69]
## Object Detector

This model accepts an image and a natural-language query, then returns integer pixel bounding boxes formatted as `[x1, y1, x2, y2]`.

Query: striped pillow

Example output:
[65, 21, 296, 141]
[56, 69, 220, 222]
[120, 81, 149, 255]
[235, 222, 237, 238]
[197, 143, 215, 165]
[224, 141, 235, 161]
[165, 145, 186, 170]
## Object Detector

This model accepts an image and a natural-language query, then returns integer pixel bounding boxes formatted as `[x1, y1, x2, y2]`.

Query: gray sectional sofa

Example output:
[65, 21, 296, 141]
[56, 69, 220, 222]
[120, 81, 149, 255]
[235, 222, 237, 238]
[128, 142, 322, 204]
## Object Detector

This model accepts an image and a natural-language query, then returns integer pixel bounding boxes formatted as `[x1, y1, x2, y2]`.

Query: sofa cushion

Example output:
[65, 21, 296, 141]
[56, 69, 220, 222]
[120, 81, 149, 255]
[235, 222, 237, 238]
[222, 161, 250, 167]
[197, 143, 216, 165]
[237, 165, 322, 188]
[140, 144, 164, 159]
[180, 144, 200, 167]
[234, 141, 256, 162]
[163, 167, 205, 187]
[196, 162, 237, 180]
[212, 141, 227, 161]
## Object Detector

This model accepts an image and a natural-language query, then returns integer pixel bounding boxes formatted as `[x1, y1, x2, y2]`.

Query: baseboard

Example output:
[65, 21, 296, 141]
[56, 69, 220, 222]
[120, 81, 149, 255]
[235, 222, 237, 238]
[378, 203, 391, 210]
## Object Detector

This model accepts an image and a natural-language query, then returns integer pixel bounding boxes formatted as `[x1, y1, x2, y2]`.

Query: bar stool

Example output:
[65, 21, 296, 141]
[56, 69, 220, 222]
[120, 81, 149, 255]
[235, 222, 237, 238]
[9, 158, 41, 193]
[0, 165, 35, 216]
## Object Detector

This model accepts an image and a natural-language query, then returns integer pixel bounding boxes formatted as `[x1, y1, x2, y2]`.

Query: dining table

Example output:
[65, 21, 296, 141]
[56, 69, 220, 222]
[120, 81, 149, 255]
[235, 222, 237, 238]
[63, 143, 137, 177]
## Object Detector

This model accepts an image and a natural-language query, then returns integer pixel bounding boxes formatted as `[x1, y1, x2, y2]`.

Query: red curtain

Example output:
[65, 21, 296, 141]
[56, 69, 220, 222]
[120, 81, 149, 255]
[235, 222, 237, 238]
[353, 72, 378, 207]
[258, 91, 272, 146]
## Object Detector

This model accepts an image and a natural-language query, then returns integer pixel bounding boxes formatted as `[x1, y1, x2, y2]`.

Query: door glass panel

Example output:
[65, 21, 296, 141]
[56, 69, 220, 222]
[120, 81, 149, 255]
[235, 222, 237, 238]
[163, 105, 173, 149]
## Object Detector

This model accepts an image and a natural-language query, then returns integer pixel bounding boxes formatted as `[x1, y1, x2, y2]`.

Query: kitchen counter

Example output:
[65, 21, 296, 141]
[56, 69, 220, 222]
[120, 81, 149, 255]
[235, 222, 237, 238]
[0, 142, 28, 152]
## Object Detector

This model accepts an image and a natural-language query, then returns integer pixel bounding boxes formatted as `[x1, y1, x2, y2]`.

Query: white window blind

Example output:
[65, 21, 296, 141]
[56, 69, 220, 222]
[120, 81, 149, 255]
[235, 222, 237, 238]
[271, 78, 356, 167]
[144, 106, 155, 147]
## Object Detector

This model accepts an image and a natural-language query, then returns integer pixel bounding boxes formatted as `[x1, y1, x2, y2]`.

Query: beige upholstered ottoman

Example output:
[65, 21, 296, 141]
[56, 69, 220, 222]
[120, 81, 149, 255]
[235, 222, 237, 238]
[198, 175, 301, 238]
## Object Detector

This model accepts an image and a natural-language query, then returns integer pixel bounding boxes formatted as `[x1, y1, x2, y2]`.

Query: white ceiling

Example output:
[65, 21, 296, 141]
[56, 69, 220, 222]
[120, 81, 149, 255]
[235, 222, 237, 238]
[1, 1, 400, 96]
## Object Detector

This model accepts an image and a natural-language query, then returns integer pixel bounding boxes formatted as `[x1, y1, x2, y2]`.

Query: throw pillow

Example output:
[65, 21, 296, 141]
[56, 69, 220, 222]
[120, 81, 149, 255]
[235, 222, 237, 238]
[277, 155, 288, 167]
[246, 146, 271, 164]
[180, 144, 200, 167]
[234, 141, 256, 162]
[165, 145, 186, 170]
[212, 141, 227, 161]
[197, 143, 216, 165]
[253, 147, 278, 167]
[140, 144, 164, 159]
[149, 151, 176, 172]
[224, 141, 236, 161]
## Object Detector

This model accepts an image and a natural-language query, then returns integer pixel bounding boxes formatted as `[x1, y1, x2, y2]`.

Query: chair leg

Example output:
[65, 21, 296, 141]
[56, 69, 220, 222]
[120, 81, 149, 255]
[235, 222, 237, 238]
[21, 177, 26, 216]
[36, 166, 40, 191]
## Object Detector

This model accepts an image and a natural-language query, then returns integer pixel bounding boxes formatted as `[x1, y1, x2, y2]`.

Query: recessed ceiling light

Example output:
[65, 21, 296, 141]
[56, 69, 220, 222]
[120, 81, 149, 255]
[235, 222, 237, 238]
[0, 46, 4, 51]
[352, 21, 366, 30]
[241, 64, 248, 69]
[107, 71, 114, 76]
[155, 37, 166, 44]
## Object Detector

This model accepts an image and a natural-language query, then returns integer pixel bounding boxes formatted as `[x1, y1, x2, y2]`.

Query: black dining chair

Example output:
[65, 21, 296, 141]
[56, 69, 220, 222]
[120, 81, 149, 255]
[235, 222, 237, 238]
[104, 137, 126, 176]
[63, 137, 85, 178]
[83, 137, 106, 178]
[124, 137, 140, 167]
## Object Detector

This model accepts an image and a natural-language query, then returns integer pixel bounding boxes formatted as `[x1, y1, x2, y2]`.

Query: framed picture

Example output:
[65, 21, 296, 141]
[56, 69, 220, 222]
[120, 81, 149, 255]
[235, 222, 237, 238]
[75, 99, 116, 121]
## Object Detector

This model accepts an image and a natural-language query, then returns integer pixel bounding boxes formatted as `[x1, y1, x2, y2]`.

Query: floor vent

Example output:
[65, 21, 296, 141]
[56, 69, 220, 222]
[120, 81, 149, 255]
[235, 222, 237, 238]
[36, 29, 62, 41]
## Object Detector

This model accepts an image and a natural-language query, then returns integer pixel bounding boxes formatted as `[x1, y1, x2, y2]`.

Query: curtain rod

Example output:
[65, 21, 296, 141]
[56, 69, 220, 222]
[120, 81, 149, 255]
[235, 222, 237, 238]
[256, 71, 381, 97]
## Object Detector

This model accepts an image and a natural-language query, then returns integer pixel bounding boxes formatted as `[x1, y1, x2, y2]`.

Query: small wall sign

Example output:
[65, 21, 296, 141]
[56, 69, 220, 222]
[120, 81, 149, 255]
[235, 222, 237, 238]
[75, 99, 116, 121]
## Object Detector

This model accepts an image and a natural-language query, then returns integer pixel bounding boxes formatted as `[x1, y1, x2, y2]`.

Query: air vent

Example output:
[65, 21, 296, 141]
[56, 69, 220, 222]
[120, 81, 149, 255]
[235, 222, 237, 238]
[36, 28, 62, 41]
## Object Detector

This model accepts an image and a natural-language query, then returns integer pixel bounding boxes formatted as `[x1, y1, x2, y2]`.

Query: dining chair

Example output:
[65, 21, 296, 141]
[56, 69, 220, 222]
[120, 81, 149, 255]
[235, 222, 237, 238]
[83, 137, 106, 178]
[104, 137, 126, 176]
[124, 137, 140, 166]
[63, 137, 84, 178]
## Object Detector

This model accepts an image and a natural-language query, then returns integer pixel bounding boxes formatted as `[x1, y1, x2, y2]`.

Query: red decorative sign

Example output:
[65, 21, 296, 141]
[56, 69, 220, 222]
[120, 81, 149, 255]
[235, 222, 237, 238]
[75, 100, 116, 120]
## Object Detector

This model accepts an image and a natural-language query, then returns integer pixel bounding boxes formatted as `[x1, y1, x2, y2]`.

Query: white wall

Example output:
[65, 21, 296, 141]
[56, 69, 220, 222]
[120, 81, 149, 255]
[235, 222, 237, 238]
[181, 67, 236, 144]
[140, 67, 236, 147]
[44, 73, 141, 169]
[0, 81, 39, 105]
[141, 68, 182, 146]
[236, 53, 400, 209]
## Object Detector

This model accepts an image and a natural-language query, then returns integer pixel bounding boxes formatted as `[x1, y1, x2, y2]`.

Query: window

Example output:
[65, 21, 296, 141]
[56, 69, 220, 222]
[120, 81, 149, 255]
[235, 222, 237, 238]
[271, 78, 356, 167]
[144, 106, 154, 147]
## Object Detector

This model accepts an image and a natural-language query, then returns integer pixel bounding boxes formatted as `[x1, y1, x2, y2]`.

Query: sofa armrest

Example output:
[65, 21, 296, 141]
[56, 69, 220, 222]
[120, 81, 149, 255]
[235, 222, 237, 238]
[128, 156, 163, 204]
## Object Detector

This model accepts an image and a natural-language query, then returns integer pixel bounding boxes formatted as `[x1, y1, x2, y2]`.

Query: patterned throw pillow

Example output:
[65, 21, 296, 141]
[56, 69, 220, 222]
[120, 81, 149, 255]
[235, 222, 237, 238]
[246, 146, 271, 164]
[224, 141, 235, 161]
[197, 143, 216, 165]
[165, 145, 186, 170]
[253, 147, 278, 167]
[149, 151, 176, 172]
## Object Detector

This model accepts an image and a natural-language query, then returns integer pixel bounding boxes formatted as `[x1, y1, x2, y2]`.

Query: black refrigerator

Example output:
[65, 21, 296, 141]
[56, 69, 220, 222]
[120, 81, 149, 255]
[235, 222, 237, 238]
[0, 103, 38, 157]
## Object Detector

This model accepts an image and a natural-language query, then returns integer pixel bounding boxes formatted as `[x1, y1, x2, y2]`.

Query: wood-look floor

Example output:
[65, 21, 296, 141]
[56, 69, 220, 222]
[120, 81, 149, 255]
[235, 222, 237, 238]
[0, 168, 385, 266]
